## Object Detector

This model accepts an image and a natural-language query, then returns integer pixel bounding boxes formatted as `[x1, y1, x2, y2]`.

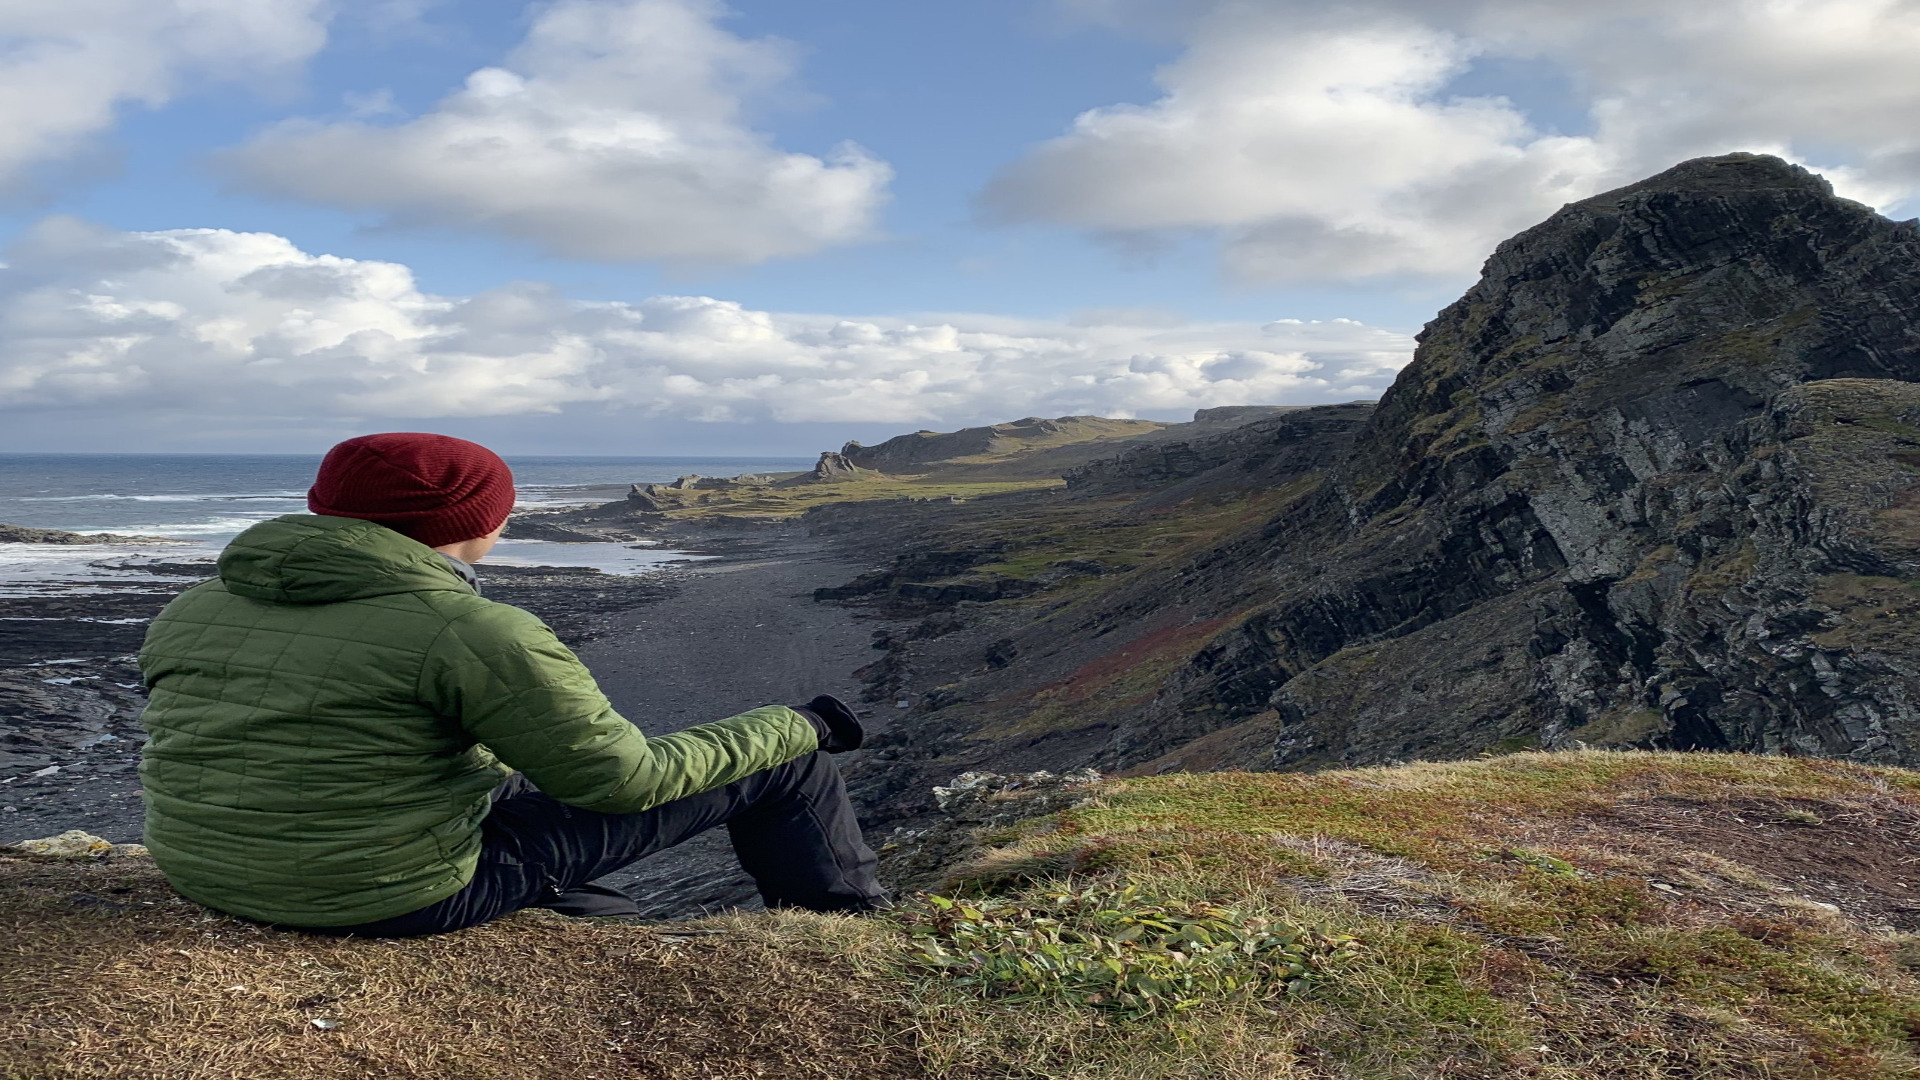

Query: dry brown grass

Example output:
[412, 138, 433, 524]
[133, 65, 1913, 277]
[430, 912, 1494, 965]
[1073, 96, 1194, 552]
[0, 858, 922, 1080]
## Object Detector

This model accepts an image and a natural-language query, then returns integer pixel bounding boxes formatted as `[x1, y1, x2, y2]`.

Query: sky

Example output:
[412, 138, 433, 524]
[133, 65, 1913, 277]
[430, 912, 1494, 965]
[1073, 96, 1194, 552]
[0, 0, 1916, 455]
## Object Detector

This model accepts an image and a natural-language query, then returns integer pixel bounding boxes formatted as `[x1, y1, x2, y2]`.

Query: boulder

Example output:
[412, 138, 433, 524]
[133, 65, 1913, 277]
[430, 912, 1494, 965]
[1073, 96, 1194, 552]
[8, 830, 147, 858]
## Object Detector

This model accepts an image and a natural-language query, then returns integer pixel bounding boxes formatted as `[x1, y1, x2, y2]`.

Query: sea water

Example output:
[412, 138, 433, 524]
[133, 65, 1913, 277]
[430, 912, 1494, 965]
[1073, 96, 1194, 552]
[0, 454, 812, 595]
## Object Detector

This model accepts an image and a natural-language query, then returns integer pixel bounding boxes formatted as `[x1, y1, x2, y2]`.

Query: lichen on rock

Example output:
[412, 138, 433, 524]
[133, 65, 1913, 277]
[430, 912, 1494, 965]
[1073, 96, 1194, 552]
[9, 829, 147, 858]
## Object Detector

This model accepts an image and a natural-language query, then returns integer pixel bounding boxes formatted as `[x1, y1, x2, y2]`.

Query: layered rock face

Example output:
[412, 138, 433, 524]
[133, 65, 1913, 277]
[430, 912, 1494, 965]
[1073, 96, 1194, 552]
[1175, 154, 1920, 768]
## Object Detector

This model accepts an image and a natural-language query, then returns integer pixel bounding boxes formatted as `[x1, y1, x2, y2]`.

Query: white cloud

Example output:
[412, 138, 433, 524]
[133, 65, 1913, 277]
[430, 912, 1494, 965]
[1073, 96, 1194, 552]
[222, 0, 892, 265]
[0, 219, 1411, 434]
[0, 1, 329, 191]
[990, 0, 1920, 281]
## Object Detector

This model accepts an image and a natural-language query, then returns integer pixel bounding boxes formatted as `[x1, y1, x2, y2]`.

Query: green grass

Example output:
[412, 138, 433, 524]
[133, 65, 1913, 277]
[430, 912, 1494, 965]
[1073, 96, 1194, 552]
[890, 752, 1920, 1078]
[900, 884, 1353, 1019]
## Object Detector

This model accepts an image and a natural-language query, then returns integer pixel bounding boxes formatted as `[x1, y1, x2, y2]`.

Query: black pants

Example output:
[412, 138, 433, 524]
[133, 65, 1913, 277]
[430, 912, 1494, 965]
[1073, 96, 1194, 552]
[309, 750, 886, 937]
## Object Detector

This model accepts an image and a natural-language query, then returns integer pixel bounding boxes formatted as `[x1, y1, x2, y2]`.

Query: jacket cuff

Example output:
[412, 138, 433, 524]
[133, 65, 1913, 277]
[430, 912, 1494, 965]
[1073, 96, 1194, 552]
[790, 706, 830, 749]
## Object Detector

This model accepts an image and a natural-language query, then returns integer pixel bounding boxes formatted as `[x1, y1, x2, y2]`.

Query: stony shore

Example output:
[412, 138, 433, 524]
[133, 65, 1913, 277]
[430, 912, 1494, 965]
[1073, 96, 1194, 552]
[0, 523, 890, 919]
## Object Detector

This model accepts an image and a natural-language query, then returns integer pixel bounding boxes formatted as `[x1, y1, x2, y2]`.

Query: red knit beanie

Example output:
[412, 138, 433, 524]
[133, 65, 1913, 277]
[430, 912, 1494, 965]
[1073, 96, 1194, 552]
[308, 433, 516, 549]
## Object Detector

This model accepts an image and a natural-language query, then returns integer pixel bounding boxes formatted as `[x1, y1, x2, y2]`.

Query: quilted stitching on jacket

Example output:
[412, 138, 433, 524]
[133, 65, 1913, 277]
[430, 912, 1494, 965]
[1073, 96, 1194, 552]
[139, 514, 816, 926]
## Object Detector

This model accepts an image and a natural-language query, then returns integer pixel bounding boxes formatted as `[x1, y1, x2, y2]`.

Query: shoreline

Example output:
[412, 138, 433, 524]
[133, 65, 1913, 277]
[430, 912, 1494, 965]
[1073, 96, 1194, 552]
[0, 519, 886, 920]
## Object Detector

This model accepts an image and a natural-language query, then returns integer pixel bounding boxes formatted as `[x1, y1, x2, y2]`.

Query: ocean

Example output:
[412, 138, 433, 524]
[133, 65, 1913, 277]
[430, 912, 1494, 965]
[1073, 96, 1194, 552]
[0, 454, 813, 594]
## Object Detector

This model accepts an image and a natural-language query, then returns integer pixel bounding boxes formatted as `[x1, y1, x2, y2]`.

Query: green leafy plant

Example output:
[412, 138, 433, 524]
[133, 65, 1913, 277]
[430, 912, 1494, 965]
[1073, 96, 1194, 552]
[1505, 848, 1581, 877]
[898, 884, 1354, 1019]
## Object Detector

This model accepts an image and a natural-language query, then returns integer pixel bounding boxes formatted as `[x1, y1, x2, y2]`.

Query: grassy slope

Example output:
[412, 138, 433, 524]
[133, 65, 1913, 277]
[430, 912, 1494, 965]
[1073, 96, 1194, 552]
[845, 416, 1176, 481]
[641, 474, 1064, 521]
[9, 751, 1920, 1079]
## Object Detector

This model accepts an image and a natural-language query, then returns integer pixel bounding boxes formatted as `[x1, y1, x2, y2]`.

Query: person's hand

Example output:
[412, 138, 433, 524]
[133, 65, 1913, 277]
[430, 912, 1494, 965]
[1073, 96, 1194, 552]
[792, 693, 864, 753]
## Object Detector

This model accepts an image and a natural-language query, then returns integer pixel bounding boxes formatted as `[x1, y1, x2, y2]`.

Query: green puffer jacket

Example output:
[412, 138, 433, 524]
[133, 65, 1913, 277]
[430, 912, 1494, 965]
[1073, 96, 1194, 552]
[138, 514, 817, 927]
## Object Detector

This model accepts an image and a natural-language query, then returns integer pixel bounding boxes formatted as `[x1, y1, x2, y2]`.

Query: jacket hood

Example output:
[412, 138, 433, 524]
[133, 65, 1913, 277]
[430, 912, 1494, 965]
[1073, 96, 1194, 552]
[218, 514, 472, 604]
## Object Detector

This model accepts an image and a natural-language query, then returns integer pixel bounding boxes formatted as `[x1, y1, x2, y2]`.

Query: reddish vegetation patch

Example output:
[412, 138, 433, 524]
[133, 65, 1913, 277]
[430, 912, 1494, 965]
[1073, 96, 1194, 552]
[1590, 795, 1920, 929]
[1038, 617, 1232, 705]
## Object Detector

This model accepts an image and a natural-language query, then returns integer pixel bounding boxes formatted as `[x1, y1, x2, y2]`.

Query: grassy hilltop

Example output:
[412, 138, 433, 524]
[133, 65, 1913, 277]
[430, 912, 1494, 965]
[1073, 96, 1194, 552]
[9, 751, 1920, 1079]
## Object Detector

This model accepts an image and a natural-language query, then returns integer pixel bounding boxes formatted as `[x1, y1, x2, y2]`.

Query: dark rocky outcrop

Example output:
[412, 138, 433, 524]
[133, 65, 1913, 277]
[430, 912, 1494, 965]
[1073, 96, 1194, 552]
[503, 500, 659, 542]
[824, 155, 1920, 820]
[0, 524, 173, 545]
[802, 451, 865, 482]
[0, 661, 150, 773]
[664, 475, 748, 491]
[625, 484, 664, 512]
[811, 546, 1050, 617]
[500, 519, 614, 542]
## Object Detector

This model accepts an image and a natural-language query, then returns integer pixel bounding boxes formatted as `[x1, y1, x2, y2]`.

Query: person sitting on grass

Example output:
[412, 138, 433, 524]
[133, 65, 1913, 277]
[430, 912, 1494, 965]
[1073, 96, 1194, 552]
[136, 432, 887, 936]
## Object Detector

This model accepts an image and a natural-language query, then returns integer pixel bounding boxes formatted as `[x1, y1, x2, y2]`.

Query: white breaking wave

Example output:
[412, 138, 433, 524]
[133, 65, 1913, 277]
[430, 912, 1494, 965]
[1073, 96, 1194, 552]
[77, 515, 285, 538]
[17, 492, 307, 503]
[0, 544, 217, 598]
[513, 487, 625, 509]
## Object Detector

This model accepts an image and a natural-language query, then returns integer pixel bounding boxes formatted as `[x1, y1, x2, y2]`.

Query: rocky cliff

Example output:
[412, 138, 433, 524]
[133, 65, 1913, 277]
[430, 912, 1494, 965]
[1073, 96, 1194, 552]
[824, 154, 1920, 821]
[1233, 152, 1920, 768]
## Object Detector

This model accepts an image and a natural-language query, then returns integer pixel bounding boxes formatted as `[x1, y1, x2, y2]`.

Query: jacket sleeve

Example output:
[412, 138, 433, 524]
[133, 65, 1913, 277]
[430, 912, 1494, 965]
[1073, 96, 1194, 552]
[420, 602, 819, 813]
